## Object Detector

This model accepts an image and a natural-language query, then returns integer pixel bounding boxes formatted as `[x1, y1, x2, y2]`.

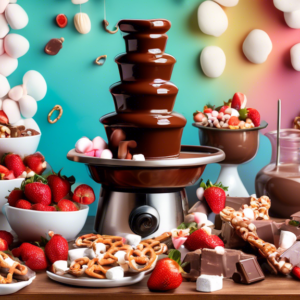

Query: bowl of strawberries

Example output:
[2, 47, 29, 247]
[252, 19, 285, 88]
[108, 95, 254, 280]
[2, 171, 95, 242]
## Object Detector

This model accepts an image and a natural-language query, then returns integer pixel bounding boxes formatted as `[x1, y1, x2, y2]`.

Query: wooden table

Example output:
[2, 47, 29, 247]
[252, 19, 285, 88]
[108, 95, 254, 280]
[8, 217, 300, 300]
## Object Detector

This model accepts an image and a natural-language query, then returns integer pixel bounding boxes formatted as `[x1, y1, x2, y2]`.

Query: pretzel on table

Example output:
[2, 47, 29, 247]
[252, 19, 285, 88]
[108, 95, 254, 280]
[85, 258, 111, 279]
[75, 234, 102, 248]
[128, 246, 157, 272]
[68, 257, 90, 277]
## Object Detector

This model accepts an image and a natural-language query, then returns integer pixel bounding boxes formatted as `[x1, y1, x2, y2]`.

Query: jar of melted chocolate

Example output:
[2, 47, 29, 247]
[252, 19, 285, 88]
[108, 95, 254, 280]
[255, 129, 300, 218]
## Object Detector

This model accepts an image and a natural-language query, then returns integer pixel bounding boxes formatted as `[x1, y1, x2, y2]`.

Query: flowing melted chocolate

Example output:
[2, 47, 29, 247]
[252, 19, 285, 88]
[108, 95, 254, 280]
[101, 19, 187, 159]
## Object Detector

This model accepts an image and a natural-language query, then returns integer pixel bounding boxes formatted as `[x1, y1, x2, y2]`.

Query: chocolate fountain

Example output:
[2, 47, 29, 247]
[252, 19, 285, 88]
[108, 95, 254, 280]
[67, 19, 224, 239]
[193, 122, 268, 197]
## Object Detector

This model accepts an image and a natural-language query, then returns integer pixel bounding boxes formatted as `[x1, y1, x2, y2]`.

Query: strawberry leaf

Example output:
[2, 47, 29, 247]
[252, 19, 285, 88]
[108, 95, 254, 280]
[177, 222, 187, 230]
[201, 179, 228, 192]
[224, 99, 232, 107]
[187, 222, 198, 234]
[21, 174, 48, 190]
[181, 261, 190, 269]
[168, 249, 181, 265]
[289, 220, 300, 227]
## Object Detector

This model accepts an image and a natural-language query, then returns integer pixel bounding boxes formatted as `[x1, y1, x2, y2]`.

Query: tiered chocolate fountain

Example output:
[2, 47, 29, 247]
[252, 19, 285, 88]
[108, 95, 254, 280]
[67, 19, 225, 239]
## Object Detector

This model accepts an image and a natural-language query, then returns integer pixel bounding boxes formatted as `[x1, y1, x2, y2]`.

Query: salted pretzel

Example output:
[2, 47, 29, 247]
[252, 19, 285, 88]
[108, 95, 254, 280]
[220, 206, 293, 275]
[138, 232, 171, 255]
[68, 257, 90, 277]
[85, 258, 111, 279]
[0, 261, 26, 284]
[128, 246, 157, 272]
[75, 234, 102, 248]
[0, 252, 27, 276]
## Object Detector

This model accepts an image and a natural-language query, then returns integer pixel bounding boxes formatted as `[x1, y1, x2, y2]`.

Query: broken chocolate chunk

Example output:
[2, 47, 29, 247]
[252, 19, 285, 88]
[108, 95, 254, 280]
[45, 37, 64, 55]
[280, 241, 300, 267]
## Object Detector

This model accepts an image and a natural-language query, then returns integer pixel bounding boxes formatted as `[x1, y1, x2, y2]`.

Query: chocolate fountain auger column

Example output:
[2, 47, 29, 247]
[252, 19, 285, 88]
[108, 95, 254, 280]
[67, 19, 225, 239]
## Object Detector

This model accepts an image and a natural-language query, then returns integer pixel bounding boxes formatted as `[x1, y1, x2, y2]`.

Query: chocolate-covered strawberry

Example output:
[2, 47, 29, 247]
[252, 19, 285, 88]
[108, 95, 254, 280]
[47, 171, 74, 203]
[23, 152, 47, 175]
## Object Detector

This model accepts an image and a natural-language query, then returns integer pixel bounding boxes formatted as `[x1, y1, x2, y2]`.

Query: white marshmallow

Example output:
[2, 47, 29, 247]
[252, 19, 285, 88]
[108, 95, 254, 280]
[75, 137, 93, 153]
[2, 98, 21, 123]
[114, 251, 127, 265]
[19, 95, 37, 118]
[214, 246, 225, 255]
[100, 149, 113, 159]
[0, 0, 9, 14]
[23, 70, 47, 101]
[0, 14, 9, 39]
[196, 187, 204, 201]
[200, 46, 226, 78]
[23, 118, 40, 132]
[83, 248, 96, 259]
[197, 275, 223, 292]
[0, 39, 3, 55]
[273, 0, 300, 12]
[213, 0, 239, 7]
[8, 85, 24, 101]
[132, 154, 145, 161]
[105, 266, 124, 280]
[284, 10, 300, 28]
[0, 53, 18, 77]
[5, 4, 28, 30]
[291, 43, 300, 71]
[4, 257, 15, 267]
[125, 234, 141, 247]
[198, 1, 228, 37]
[231, 108, 240, 117]
[279, 231, 297, 250]
[0, 74, 10, 98]
[243, 29, 272, 64]
[68, 248, 87, 262]
[94, 242, 106, 257]
[243, 208, 255, 220]
[52, 260, 69, 276]
[72, 0, 88, 4]
[4, 33, 29, 59]
[201, 226, 212, 235]
[120, 263, 129, 272]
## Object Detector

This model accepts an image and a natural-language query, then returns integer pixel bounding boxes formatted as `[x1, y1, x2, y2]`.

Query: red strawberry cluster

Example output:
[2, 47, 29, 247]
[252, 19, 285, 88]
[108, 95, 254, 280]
[7, 171, 96, 211]
[0, 230, 13, 251]
[12, 231, 68, 271]
[0, 152, 46, 180]
[193, 92, 261, 130]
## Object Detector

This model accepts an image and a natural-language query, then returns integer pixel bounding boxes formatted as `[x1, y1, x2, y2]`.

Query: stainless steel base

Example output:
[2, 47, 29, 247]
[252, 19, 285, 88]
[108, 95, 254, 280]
[94, 186, 189, 239]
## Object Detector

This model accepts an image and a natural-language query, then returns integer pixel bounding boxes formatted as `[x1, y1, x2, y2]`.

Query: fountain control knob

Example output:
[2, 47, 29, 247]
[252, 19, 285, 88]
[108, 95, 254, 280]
[129, 205, 159, 238]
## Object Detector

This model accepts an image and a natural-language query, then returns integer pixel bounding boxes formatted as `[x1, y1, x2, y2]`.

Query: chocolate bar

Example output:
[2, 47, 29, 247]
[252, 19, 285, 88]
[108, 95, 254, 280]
[0, 266, 36, 281]
[221, 222, 246, 249]
[182, 249, 201, 281]
[225, 197, 251, 211]
[232, 258, 265, 284]
[280, 241, 300, 267]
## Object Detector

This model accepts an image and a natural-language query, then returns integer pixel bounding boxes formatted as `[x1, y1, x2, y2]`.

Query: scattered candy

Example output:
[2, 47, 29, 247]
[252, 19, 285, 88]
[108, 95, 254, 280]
[44, 37, 64, 56]
[243, 29, 272, 64]
[273, 0, 300, 12]
[75, 137, 94, 154]
[5, 3, 28, 30]
[200, 46, 226, 78]
[0, 74, 10, 98]
[74, 12, 91, 34]
[4, 33, 29, 58]
[213, 0, 239, 7]
[23, 70, 47, 101]
[0, 53, 18, 77]
[284, 10, 300, 28]
[196, 275, 223, 292]
[95, 54, 107, 66]
[0, 14, 9, 39]
[56, 14, 68, 28]
[48, 105, 63, 124]
[19, 95, 37, 118]
[198, 1, 228, 37]
[291, 43, 300, 71]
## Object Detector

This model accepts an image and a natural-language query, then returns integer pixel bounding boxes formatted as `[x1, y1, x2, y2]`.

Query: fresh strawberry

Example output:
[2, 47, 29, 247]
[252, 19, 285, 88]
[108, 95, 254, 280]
[228, 116, 240, 126]
[0, 231, 13, 246]
[0, 165, 14, 180]
[0, 238, 8, 251]
[15, 199, 32, 210]
[3, 170, 15, 180]
[247, 108, 260, 127]
[72, 184, 95, 205]
[22, 175, 51, 206]
[0, 110, 9, 125]
[203, 108, 212, 114]
[201, 180, 228, 214]
[292, 266, 300, 280]
[2, 153, 26, 178]
[12, 243, 48, 270]
[219, 105, 230, 114]
[47, 170, 74, 203]
[7, 189, 24, 207]
[57, 199, 79, 212]
[231, 93, 247, 111]
[32, 203, 56, 211]
[184, 228, 224, 251]
[45, 231, 68, 264]
[147, 250, 183, 291]
[23, 153, 47, 175]
[193, 111, 206, 123]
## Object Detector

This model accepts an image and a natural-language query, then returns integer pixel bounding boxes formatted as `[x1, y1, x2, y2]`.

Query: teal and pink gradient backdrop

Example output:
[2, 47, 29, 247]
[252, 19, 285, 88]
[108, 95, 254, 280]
[8, 0, 299, 214]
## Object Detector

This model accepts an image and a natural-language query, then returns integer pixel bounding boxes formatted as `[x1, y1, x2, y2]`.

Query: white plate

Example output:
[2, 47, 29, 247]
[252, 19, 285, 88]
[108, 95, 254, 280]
[46, 271, 145, 288]
[0, 276, 36, 295]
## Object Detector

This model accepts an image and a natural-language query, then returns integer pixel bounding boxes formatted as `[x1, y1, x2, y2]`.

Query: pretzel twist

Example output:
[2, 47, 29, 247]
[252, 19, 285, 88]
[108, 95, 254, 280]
[85, 258, 110, 279]
[128, 246, 156, 272]
[68, 257, 90, 277]
[0, 252, 28, 277]
[75, 234, 102, 248]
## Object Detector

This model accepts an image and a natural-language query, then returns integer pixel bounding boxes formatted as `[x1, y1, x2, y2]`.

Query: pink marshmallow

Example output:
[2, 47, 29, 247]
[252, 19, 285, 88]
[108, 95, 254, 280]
[75, 137, 94, 153]
[95, 149, 103, 158]
[0, 0, 9, 14]
[84, 150, 95, 157]
[93, 136, 107, 150]
[8, 85, 24, 101]
[172, 237, 187, 250]
[193, 212, 207, 225]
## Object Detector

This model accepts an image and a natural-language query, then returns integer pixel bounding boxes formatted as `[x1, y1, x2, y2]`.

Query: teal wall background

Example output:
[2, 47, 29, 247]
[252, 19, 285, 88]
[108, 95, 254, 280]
[8, 0, 271, 215]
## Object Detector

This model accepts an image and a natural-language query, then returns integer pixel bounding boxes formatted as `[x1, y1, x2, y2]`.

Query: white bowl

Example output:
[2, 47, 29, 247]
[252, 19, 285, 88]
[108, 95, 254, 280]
[2, 203, 89, 242]
[0, 178, 24, 231]
[0, 276, 35, 295]
[0, 134, 41, 158]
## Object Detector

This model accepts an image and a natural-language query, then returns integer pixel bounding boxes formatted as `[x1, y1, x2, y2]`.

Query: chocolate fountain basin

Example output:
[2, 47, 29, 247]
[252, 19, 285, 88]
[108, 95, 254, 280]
[67, 145, 225, 189]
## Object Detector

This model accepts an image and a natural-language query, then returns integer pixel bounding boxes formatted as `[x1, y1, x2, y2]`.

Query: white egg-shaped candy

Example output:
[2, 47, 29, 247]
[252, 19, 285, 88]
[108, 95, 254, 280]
[19, 95, 37, 118]
[243, 29, 272, 64]
[0, 53, 18, 77]
[23, 70, 47, 101]
[23, 118, 40, 132]
[2, 98, 21, 123]
[8, 85, 24, 101]
[273, 0, 300, 12]
[74, 13, 91, 34]
[284, 10, 300, 28]
[9, 0, 17, 3]
[291, 43, 300, 71]
[0, 74, 10, 98]
[72, 0, 88, 4]
[4, 33, 29, 58]
[200, 46, 226, 78]
[198, 1, 228, 37]
[213, 0, 239, 7]
[5, 4, 28, 30]
[0, 0, 9, 14]
[0, 14, 9, 39]
[0, 39, 4, 55]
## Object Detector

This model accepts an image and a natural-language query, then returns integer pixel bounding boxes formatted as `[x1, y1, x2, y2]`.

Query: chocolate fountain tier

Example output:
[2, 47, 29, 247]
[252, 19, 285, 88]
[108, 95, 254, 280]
[118, 19, 171, 34]
[101, 112, 187, 159]
[110, 80, 178, 113]
[115, 53, 176, 82]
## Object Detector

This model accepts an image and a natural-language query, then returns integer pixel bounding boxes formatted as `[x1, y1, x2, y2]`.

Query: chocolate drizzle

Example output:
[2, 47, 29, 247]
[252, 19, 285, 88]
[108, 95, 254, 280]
[101, 19, 187, 159]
